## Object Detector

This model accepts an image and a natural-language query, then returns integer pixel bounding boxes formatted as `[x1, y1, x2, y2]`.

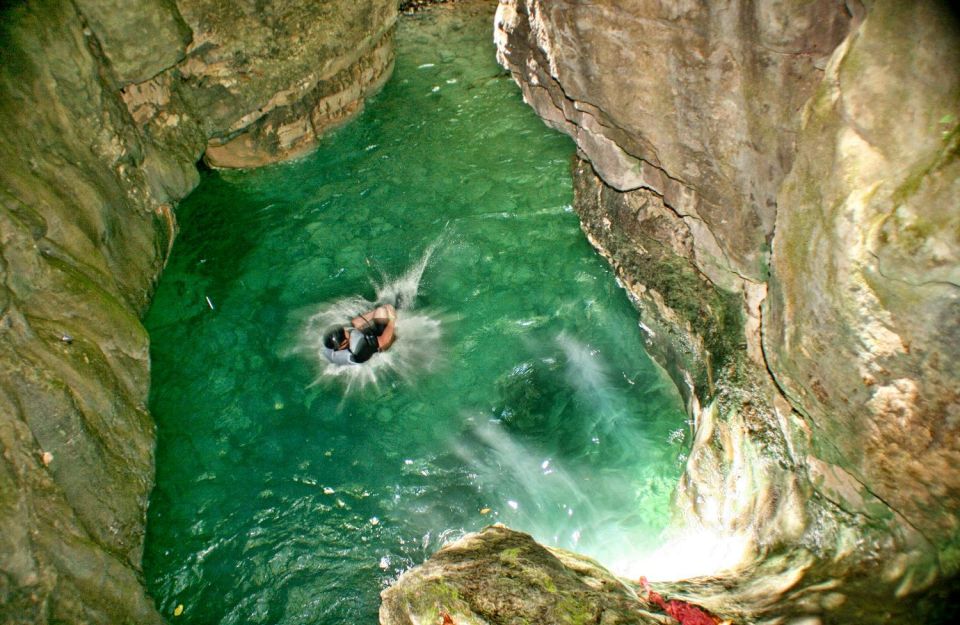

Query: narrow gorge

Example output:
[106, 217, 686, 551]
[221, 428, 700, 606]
[1, 1, 957, 624]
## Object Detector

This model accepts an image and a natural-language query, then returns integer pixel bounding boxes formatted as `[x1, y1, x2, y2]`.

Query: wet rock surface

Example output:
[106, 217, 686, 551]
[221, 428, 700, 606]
[571, 158, 744, 406]
[0, 1, 397, 622]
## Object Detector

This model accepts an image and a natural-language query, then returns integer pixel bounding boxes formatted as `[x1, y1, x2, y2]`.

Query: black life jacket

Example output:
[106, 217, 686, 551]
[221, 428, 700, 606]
[349, 329, 380, 363]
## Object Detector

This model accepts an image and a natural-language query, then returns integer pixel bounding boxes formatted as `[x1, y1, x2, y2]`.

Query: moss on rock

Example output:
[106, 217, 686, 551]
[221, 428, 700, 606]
[380, 526, 661, 625]
[572, 157, 745, 404]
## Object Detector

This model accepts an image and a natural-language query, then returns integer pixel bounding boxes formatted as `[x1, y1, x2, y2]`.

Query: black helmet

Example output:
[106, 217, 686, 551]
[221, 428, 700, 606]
[323, 327, 347, 350]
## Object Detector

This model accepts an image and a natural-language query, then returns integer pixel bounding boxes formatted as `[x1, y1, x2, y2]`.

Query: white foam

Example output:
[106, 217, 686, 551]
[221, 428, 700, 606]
[299, 241, 445, 393]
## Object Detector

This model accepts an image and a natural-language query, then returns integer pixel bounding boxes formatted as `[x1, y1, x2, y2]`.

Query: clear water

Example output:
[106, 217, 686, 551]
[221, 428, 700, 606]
[143, 5, 688, 624]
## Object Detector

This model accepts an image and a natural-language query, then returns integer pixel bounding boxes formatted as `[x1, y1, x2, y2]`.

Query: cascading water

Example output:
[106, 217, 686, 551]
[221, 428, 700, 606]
[143, 4, 690, 623]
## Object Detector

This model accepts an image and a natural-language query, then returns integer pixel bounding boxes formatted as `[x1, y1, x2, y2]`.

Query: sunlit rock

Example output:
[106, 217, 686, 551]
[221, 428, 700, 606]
[494, 0, 851, 287]
[765, 0, 960, 550]
[380, 525, 666, 625]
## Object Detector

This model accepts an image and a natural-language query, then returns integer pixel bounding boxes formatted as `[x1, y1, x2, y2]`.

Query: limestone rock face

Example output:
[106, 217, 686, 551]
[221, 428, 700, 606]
[0, 1, 180, 622]
[380, 525, 662, 625]
[571, 158, 744, 404]
[764, 0, 960, 549]
[495, 0, 959, 621]
[495, 0, 852, 287]
[173, 0, 397, 167]
[75, 0, 192, 85]
[0, 1, 397, 622]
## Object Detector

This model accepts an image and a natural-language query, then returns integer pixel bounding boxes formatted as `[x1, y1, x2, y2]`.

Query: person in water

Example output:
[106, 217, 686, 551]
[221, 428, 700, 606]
[322, 304, 397, 365]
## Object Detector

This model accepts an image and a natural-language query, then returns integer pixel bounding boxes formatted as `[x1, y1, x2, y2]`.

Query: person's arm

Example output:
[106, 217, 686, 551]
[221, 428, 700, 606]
[351, 311, 373, 330]
[373, 305, 396, 351]
[373, 304, 395, 320]
[351, 304, 395, 330]
[377, 318, 396, 351]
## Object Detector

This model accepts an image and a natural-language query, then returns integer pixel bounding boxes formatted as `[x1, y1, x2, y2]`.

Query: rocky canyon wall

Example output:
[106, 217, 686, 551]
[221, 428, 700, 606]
[0, 1, 395, 622]
[491, 0, 959, 622]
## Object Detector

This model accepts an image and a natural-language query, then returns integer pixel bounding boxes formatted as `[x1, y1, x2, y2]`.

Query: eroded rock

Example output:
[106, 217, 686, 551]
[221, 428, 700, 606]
[765, 0, 960, 554]
[173, 0, 397, 167]
[75, 0, 192, 85]
[0, 1, 178, 622]
[380, 525, 665, 625]
[494, 0, 852, 287]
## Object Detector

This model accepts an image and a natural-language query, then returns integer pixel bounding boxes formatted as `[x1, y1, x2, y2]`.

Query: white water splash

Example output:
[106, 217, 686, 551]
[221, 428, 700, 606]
[614, 526, 755, 582]
[452, 418, 594, 547]
[451, 415, 680, 567]
[438, 331, 683, 566]
[372, 237, 438, 312]
[557, 331, 625, 439]
[556, 332, 665, 467]
[300, 242, 445, 392]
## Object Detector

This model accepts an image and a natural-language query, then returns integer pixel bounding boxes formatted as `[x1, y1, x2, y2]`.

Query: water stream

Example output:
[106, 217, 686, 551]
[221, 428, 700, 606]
[143, 4, 688, 623]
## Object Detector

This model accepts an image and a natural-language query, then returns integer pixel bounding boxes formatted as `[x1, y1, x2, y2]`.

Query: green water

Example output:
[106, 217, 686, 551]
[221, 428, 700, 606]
[143, 5, 687, 623]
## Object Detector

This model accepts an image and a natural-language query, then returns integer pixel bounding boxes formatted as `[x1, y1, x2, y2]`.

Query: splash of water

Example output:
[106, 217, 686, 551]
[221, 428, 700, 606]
[555, 332, 672, 469]
[557, 332, 627, 448]
[301, 242, 444, 392]
[615, 526, 755, 582]
[452, 414, 681, 567]
[371, 236, 439, 311]
[452, 417, 593, 546]
[442, 331, 681, 566]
